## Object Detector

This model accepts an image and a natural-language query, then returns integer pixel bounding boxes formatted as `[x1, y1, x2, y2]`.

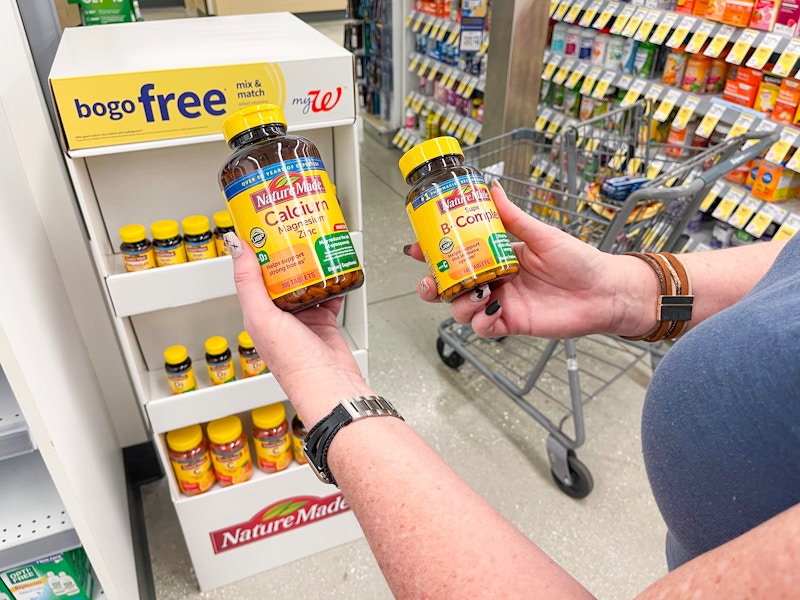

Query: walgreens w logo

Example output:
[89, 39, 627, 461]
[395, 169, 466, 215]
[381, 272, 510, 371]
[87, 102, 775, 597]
[292, 88, 343, 114]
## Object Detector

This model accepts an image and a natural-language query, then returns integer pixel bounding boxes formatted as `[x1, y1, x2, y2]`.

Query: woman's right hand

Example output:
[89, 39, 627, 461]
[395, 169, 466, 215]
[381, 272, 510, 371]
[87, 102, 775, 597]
[411, 180, 660, 340]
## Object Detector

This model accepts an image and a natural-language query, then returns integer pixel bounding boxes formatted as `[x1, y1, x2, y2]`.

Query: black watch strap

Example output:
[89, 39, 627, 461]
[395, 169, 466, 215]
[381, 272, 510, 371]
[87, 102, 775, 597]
[303, 396, 403, 486]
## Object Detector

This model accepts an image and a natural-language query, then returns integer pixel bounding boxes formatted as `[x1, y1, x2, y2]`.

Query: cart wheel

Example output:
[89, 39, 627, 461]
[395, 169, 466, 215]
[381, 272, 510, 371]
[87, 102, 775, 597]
[551, 452, 593, 499]
[436, 336, 465, 369]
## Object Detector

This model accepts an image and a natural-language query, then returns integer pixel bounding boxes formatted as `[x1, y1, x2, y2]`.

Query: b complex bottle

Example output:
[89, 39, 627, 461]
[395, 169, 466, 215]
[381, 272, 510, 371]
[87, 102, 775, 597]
[164, 345, 197, 394]
[238, 330, 268, 378]
[205, 336, 235, 385]
[398, 137, 519, 302]
[151, 219, 187, 267]
[181, 215, 218, 262]
[218, 104, 364, 312]
[206, 415, 252, 486]
[213, 210, 235, 256]
[119, 224, 156, 272]
[166, 424, 216, 495]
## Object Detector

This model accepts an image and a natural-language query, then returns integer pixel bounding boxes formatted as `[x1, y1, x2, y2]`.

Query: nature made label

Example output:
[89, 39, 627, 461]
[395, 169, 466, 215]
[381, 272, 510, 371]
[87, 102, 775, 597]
[210, 443, 252, 485]
[406, 173, 518, 297]
[166, 365, 197, 395]
[171, 450, 215, 495]
[223, 156, 361, 300]
[207, 358, 236, 386]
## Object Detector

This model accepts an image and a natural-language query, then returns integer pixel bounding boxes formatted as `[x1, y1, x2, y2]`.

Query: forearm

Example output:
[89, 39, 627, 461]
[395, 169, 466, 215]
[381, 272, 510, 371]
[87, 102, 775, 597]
[327, 415, 594, 599]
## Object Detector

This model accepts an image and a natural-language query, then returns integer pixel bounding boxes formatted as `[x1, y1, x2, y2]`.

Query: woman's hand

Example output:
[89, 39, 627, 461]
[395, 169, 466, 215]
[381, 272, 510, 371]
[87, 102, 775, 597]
[224, 233, 374, 426]
[410, 180, 659, 340]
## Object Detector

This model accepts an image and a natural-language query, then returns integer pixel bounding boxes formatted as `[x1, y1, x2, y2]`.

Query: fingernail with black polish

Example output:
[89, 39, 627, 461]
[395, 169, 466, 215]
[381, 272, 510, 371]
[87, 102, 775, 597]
[485, 300, 501, 316]
[402, 244, 412, 256]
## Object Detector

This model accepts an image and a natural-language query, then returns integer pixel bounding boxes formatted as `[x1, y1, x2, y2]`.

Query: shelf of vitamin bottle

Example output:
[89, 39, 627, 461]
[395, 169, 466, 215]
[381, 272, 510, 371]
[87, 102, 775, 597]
[408, 52, 486, 94]
[403, 91, 482, 144]
[406, 10, 462, 47]
[144, 344, 368, 435]
[0, 451, 81, 571]
[0, 367, 34, 462]
[392, 127, 424, 153]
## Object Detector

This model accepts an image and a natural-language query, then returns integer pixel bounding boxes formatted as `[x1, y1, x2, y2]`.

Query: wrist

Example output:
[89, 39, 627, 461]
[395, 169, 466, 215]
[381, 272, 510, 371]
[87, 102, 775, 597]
[286, 375, 376, 427]
[610, 254, 661, 338]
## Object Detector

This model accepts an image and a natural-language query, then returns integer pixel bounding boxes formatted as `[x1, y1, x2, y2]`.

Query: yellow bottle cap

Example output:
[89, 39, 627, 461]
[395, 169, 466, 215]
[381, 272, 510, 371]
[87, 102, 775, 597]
[164, 344, 189, 365]
[238, 330, 254, 349]
[398, 136, 463, 181]
[181, 215, 211, 236]
[252, 403, 287, 430]
[206, 415, 243, 444]
[222, 104, 286, 144]
[167, 424, 204, 452]
[205, 336, 229, 356]
[119, 224, 147, 244]
[213, 209, 233, 229]
[151, 219, 180, 241]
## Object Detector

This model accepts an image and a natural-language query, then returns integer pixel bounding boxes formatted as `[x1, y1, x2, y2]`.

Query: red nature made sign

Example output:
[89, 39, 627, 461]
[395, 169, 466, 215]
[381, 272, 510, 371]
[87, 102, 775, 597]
[209, 493, 350, 554]
[436, 184, 491, 214]
[250, 172, 326, 212]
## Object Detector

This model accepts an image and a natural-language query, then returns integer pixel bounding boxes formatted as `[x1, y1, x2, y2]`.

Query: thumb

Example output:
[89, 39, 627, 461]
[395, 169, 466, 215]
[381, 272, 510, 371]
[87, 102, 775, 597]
[490, 179, 558, 246]
[223, 232, 275, 319]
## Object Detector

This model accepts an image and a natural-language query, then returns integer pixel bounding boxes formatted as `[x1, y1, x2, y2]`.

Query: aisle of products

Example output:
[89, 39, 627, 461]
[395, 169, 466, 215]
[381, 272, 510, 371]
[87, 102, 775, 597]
[538, 0, 800, 249]
[393, 0, 489, 150]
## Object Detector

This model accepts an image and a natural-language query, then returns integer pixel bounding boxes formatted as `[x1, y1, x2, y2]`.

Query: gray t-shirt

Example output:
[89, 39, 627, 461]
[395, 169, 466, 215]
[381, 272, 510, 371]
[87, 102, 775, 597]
[641, 235, 800, 569]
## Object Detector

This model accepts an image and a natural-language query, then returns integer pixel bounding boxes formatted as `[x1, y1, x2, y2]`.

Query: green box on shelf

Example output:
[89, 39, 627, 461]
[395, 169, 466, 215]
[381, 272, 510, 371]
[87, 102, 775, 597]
[68, 0, 141, 26]
[0, 547, 93, 600]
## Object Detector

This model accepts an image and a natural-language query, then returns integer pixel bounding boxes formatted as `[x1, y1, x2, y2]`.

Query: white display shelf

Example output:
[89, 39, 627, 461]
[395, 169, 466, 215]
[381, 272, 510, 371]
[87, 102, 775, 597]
[0, 368, 33, 461]
[0, 452, 80, 571]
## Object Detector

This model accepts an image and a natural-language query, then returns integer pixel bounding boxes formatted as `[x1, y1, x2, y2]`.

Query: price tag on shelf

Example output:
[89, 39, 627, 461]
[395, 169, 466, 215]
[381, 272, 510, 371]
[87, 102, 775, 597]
[580, 0, 603, 27]
[456, 76, 470, 96]
[653, 88, 682, 122]
[617, 74, 633, 89]
[746, 203, 786, 237]
[542, 55, 562, 81]
[621, 7, 647, 37]
[447, 29, 460, 45]
[421, 17, 434, 36]
[436, 22, 450, 41]
[593, 1, 620, 30]
[699, 181, 726, 212]
[712, 187, 746, 221]
[456, 119, 469, 140]
[554, 0, 571, 21]
[726, 113, 756, 139]
[729, 196, 763, 229]
[430, 22, 442, 40]
[650, 12, 678, 45]
[564, 0, 586, 23]
[766, 127, 800, 165]
[685, 20, 715, 54]
[743, 119, 778, 150]
[585, 137, 600, 153]
[408, 54, 421, 73]
[627, 157, 643, 175]
[620, 78, 649, 107]
[447, 115, 460, 135]
[634, 10, 661, 42]
[566, 62, 590, 89]
[773, 212, 800, 240]
[610, 4, 636, 35]
[772, 39, 800, 77]
[550, 0, 560, 17]
[535, 108, 553, 132]
[746, 33, 780, 70]
[464, 77, 479, 97]
[547, 113, 565, 135]
[410, 13, 425, 32]
[672, 95, 702, 130]
[785, 144, 800, 172]
[666, 16, 696, 49]
[644, 83, 665, 105]
[417, 57, 432, 77]
[552, 58, 576, 85]
[646, 157, 665, 179]
[592, 70, 617, 99]
[695, 102, 726, 138]
[704, 24, 735, 58]
[727, 28, 759, 65]
[580, 66, 603, 95]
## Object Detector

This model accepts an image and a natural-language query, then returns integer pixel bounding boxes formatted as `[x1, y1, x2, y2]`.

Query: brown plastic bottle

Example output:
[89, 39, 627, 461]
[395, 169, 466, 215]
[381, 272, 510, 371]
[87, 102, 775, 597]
[218, 104, 364, 312]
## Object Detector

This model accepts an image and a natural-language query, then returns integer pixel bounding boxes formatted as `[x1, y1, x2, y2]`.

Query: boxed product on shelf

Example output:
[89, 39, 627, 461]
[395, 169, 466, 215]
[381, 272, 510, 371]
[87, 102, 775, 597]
[751, 160, 800, 201]
[723, 65, 764, 107]
[773, 77, 800, 124]
[753, 72, 783, 116]
[0, 548, 93, 600]
[749, 0, 781, 30]
[48, 13, 356, 152]
[774, 0, 800, 35]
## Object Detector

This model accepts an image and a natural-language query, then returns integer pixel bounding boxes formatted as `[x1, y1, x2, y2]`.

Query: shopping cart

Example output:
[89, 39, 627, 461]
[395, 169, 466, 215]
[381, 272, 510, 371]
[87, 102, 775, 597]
[435, 114, 779, 498]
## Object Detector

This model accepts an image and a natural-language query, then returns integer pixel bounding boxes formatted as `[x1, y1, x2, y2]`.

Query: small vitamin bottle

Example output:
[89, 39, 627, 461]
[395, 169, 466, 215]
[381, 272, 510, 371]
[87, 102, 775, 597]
[181, 215, 218, 262]
[218, 104, 365, 312]
[205, 336, 236, 385]
[164, 344, 197, 394]
[206, 415, 253, 486]
[252, 403, 292, 473]
[292, 413, 308, 465]
[151, 219, 187, 267]
[213, 210, 235, 256]
[166, 424, 216, 495]
[398, 137, 520, 302]
[119, 224, 156, 272]
[237, 330, 268, 378]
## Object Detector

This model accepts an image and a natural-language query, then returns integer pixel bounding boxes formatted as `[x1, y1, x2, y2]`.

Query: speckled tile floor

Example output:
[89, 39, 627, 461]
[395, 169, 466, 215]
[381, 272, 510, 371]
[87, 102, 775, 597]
[139, 9, 669, 599]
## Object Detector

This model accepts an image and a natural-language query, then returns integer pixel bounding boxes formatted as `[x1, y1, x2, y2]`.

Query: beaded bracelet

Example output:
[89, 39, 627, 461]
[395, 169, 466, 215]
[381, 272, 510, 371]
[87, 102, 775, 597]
[621, 251, 694, 343]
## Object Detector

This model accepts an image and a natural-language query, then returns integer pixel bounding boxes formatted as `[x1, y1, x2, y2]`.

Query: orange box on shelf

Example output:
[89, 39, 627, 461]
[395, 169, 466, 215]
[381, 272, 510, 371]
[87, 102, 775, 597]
[773, 78, 800, 124]
[751, 161, 800, 202]
[723, 66, 764, 107]
[722, 0, 756, 27]
[705, 0, 726, 21]
[692, 0, 710, 15]
[676, 0, 696, 13]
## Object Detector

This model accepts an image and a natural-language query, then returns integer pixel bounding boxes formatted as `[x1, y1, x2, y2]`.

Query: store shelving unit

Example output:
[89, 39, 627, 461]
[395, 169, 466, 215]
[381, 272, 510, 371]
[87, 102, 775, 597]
[393, 5, 489, 151]
[539, 0, 800, 244]
[48, 13, 366, 592]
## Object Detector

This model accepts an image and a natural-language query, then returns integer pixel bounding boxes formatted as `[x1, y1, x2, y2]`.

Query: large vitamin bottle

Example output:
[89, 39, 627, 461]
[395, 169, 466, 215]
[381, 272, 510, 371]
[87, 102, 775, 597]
[218, 104, 364, 312]
[399, 136, 519, 302]
[206, 415, 253, 486]
[166, 424, 216, 496]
